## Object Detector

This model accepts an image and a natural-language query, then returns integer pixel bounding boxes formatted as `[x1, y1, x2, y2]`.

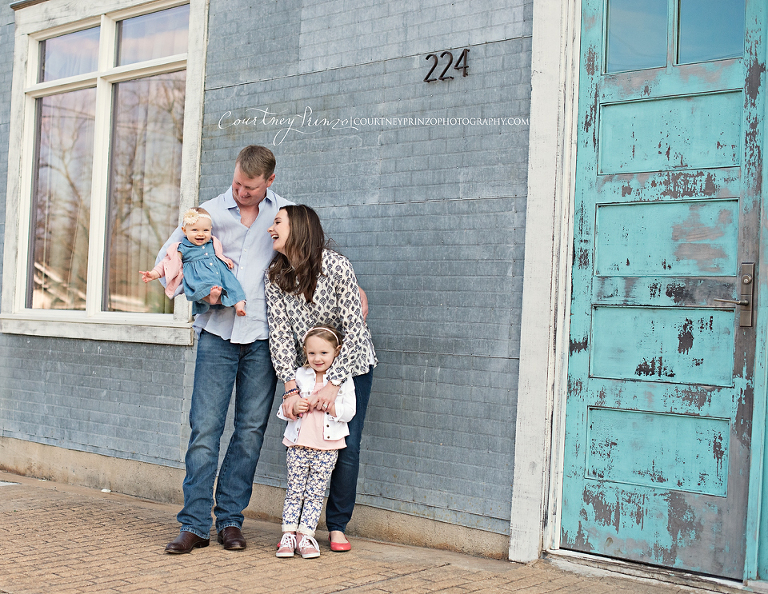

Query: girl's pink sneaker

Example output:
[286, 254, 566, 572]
[276, 532, 297, 558]
[297, 534, 320, 559]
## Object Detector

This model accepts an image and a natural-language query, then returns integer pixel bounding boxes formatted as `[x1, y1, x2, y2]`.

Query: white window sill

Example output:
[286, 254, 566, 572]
[0, 313, 194, 345]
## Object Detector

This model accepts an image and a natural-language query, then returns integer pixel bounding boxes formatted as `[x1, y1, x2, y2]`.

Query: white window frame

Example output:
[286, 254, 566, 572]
[0, 0, 209, 345]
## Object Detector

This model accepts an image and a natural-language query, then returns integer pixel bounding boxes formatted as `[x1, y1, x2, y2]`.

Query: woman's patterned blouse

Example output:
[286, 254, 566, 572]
[265, 249, 377, 384]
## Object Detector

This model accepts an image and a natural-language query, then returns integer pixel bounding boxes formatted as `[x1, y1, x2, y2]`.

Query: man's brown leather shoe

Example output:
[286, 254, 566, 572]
[217, 526, 247, 550]
[165, 531, 210, 554]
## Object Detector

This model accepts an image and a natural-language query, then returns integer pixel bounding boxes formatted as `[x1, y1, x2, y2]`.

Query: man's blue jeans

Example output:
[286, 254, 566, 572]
[177, 331, 277, 538]
[325, 366, 374, 534]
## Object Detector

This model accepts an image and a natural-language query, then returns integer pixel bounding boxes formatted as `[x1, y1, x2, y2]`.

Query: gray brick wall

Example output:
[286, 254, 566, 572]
[202, 0, 532, 534]
[0, 334, 194, 466]
[0, 0, 531, 537]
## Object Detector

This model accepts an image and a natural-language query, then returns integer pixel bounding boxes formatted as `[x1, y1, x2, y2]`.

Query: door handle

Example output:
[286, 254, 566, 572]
[714, 298, 749, 305]
[713, 263, 754, 327]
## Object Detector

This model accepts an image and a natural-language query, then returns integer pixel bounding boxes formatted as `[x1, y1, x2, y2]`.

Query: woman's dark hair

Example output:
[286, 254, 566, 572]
[268, 204, 326, 302]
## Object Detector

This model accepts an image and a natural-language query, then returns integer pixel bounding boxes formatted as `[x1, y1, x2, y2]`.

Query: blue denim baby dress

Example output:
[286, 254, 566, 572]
[178, 238, 247, 315]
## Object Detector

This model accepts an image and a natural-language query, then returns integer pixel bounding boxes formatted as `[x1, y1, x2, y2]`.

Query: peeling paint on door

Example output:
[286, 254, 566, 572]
[561, 0, 764, 581]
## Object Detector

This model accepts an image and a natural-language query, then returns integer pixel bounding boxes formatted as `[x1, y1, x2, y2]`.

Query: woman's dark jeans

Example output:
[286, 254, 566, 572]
[325, 366, 374, 533]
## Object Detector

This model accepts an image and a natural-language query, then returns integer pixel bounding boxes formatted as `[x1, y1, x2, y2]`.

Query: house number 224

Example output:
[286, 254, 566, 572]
[424, 49, 469, 82]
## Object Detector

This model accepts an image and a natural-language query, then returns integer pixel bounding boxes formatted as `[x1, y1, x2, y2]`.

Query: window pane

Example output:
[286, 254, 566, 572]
[678, 0, 744, 64]
[117, 5, 190, 66]
[105, 71, 186, 313]
[40, 27, 100, 82]
[29, 89, 96, 310]
[606, 0, 667, 73]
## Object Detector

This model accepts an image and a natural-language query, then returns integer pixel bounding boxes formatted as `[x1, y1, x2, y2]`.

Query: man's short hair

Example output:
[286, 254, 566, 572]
[235, 145, 276, 180]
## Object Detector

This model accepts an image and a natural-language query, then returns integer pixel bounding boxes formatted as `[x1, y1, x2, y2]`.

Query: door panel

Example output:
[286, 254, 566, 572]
[586, 407, 729, 496]
[590, 306, 734, 385]
[561, 0, 765, 579]
[594, 200, 739, 276]
[599, 93, 742, 174]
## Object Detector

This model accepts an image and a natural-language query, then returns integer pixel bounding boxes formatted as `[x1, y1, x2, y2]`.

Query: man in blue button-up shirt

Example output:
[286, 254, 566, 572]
[160, 146, 293, 554]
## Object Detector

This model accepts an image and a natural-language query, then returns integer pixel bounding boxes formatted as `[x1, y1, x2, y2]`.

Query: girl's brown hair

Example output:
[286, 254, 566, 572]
[303, 325, 344, 350]
[267, 204, 326, 302]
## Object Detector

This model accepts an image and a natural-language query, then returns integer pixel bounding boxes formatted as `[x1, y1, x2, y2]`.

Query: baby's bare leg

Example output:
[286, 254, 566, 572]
[203, 286, 222, 305]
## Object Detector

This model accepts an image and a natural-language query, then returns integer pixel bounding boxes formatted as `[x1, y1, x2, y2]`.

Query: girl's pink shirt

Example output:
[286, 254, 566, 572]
[282, 380, 346, 450]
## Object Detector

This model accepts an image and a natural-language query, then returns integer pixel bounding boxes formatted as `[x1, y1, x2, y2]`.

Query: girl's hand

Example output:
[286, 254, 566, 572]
[293, 398, 309, 416]
[282, 380, 300, 419]
[221, 256, 234, 269]
[139, 270, 160, 283]
[309, 382, 340, 414]
[282, 394, 300, 419]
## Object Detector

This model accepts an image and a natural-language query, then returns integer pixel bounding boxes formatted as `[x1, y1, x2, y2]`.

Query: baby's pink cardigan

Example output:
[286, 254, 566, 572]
[152, 236, 227, 299]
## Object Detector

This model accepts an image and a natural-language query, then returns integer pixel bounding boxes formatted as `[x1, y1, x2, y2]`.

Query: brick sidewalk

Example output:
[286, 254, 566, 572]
[0, 471, 721, 593]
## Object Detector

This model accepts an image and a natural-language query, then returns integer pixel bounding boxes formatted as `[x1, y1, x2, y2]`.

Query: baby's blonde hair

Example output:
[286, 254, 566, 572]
[182, 206, 212, 227]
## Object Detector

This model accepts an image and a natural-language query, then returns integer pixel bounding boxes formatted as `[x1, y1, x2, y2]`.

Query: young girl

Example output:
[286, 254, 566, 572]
[140, 207, 246, 316]
[276, 325, 356, 559]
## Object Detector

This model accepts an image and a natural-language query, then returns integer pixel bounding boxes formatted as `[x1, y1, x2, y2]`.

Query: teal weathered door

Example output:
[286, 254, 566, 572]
[561, 0, 765, 579]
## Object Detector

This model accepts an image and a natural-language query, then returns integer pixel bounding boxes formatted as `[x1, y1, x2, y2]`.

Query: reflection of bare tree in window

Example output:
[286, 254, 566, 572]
[105, 71, 185, 313]
[29, 89, 96, 309]
[118, 4, 189, 66]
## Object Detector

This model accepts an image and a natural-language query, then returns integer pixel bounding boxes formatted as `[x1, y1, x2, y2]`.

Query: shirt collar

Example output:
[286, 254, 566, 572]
[224, 186, 275, 211]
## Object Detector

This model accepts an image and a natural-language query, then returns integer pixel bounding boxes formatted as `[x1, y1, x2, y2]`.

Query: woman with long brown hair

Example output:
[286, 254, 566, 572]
[265, 204, 376, 552]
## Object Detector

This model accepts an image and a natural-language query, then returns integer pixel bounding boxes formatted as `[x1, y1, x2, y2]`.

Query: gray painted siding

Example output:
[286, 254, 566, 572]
[0, 0, 531, 537]
[201, 0, 531, 533]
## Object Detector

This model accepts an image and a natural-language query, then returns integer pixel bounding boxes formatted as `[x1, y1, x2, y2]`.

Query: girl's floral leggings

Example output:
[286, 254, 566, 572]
[282, 445, 339, 536]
